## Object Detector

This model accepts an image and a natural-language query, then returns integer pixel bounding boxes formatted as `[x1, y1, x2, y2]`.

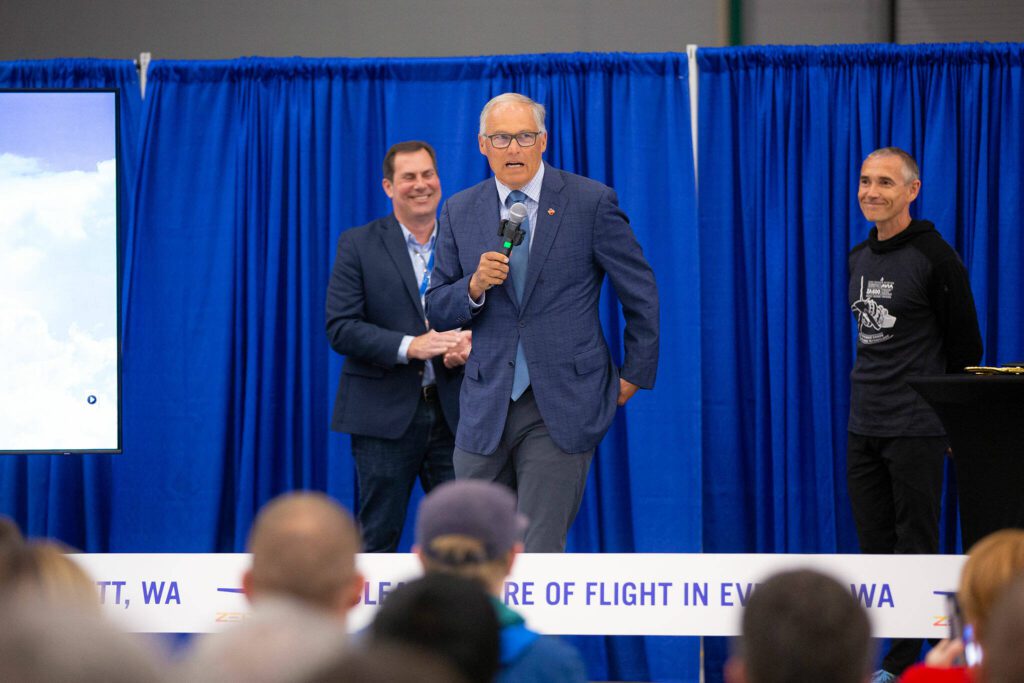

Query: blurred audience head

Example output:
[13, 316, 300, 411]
[182, 599, 349, 683]
[0, 515, 24, 583]
[0, 540, 98, 611]
[959, 529, 1024, 642]
[303, 643, 466, 683]
[370, 572, 500, 683]
[726, 569, 872, 683]
[0, 515, 22, 551]
[980, 574, 1024, 683]
[244, 491, 363, 619]
[0, 598, 167, 682]
[414, 480, 526, 594]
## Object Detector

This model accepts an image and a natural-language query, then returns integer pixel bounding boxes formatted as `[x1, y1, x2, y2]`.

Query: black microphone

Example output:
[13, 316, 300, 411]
[498, 202, 528, 256]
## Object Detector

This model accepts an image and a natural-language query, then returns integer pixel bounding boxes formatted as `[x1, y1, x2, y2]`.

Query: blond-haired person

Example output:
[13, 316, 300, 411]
[899, 529, 1024, 682]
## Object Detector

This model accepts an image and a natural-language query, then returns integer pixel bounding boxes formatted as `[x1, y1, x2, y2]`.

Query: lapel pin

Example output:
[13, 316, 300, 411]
[547, 208, 555, 216]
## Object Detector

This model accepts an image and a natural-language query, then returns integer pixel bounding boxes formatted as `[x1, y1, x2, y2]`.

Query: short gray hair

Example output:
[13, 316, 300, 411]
[865, 147, 920, 183]
[479, 93, 546, 135]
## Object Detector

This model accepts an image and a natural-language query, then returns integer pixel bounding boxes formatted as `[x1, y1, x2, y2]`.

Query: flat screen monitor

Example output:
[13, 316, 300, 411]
[0, 89, 121, 453]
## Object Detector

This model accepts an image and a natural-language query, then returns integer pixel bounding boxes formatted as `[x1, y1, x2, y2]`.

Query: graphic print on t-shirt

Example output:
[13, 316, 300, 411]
[851, 276, 896, 344]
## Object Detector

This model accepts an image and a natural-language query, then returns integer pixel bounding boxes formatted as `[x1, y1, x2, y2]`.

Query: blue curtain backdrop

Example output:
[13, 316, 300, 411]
[0, 59, 142, 551]
[696, 42, 1024, 682]
[5, 43, 1024, 682]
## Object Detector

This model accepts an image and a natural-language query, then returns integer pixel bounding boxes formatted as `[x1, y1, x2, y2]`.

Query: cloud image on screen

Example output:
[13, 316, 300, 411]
[0, 91, 120, 452]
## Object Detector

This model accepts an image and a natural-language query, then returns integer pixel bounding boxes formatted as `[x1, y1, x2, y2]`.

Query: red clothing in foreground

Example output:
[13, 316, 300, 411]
[898, 664, 973, 683]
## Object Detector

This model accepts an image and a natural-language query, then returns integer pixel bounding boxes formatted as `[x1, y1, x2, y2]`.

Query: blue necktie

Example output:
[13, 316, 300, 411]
[507, 190, 531, 400]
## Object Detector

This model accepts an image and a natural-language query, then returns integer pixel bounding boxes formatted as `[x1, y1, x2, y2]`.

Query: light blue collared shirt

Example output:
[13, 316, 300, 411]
[471, 165, 546, 308]
[397, 222, 436, 386]
[495, 164, 544, 250]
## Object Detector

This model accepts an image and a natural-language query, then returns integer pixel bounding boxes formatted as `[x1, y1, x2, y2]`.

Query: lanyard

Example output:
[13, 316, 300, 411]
[417, 248, 435, 298]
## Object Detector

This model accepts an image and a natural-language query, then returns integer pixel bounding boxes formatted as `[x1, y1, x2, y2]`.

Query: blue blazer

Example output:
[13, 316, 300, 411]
[425, 165, 658, 454]
[326, 213, 462, 438]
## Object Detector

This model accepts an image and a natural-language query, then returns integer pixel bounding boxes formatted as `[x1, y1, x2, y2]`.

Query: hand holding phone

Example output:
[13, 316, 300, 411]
[943, 594, 982, 668]
[963, 624, 983, 667]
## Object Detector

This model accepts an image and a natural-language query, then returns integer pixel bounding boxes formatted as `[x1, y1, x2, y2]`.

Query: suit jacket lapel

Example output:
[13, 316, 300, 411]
[473, 180, 502, 247]
[521, 165, 566, 310]
[379, 214, 426, 321]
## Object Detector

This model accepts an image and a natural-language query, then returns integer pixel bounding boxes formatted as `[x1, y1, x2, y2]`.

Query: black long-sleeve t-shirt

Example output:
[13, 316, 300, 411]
[848, 219, 983, 436]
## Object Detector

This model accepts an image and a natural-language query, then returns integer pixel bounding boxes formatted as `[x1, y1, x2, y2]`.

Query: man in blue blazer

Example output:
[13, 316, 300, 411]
[326, 141, 470, 552]
[425, 94, 659, 552]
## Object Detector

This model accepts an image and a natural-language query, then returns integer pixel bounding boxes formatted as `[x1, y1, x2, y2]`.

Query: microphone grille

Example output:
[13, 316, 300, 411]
[508, 202, 528, 223]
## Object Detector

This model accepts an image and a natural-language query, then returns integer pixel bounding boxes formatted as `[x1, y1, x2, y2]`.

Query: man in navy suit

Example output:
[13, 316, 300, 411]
[425, 94, 659, 552]
[326, 141, 470, 552]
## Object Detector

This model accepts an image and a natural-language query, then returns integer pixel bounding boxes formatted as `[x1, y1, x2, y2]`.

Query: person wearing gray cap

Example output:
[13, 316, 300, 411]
[414, 480, 586, 683]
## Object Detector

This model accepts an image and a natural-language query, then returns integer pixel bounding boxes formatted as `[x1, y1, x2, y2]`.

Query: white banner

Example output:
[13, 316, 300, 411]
[70, 553, 965, 638]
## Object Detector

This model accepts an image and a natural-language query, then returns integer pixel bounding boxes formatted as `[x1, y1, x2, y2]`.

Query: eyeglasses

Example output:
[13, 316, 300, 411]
[483, 132, 541, 149]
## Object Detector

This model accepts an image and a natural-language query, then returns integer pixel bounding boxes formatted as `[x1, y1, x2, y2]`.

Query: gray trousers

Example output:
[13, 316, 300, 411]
[453, 388, 594, 552]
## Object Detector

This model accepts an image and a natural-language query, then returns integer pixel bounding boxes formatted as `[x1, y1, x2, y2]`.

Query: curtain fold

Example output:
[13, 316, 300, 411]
[0, 59, 142, 552]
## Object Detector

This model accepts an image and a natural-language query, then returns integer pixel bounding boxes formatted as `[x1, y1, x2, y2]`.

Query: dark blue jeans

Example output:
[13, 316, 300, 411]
[351, 393, 454, 552]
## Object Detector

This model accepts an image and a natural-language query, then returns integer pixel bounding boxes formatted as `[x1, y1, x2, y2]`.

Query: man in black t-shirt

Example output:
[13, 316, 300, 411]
[847, 147, 983, 682]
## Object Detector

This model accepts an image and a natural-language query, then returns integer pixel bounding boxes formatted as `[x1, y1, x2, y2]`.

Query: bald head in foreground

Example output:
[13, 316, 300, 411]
[183, 492, 363, 683]
[243, 491, 364, 616]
